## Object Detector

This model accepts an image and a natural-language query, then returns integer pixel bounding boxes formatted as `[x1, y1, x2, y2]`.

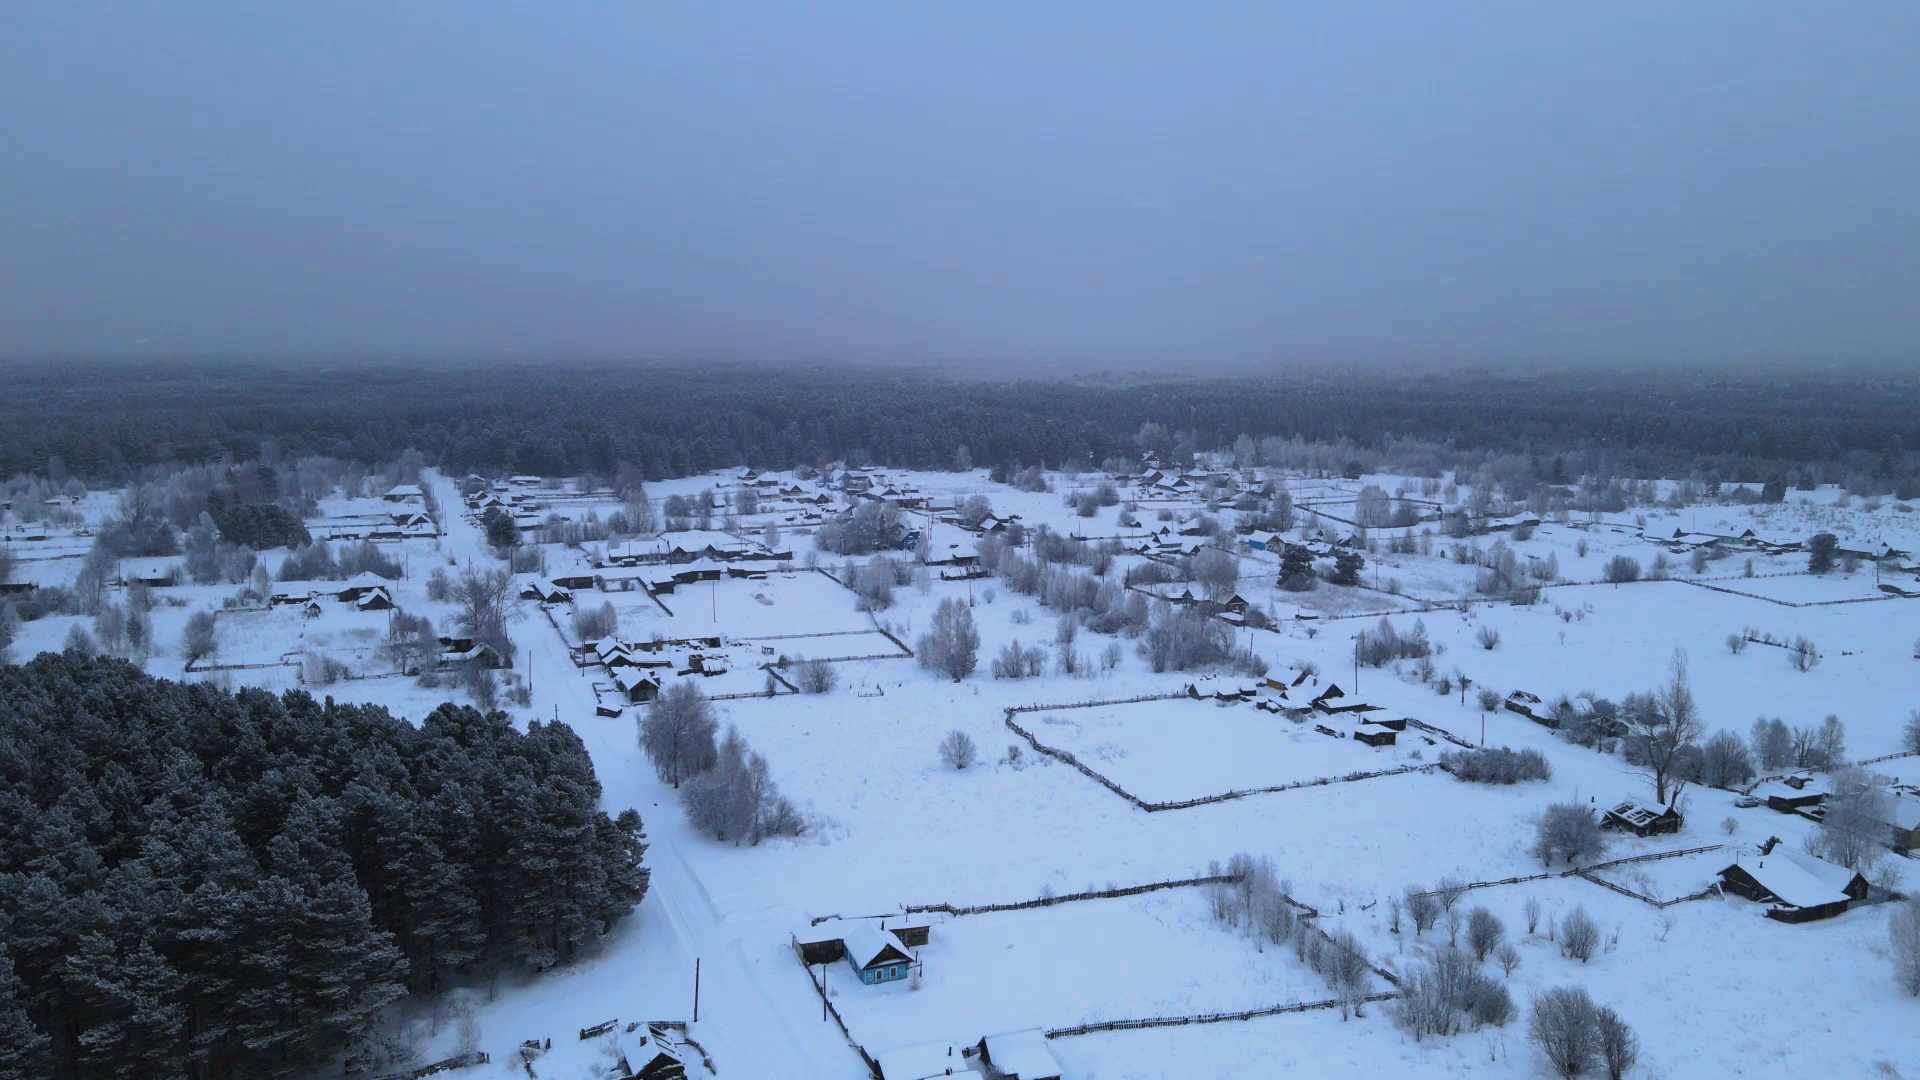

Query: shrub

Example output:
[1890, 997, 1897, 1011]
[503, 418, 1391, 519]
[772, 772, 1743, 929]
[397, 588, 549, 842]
[938, 730, 977, 770]
[1561, 906, 1600, 963]
[1601, 555, 1641, 584]
[1439, 746, 1551, 784]
[796, 657, 837, 694]
[1476, 625, 1501, 650]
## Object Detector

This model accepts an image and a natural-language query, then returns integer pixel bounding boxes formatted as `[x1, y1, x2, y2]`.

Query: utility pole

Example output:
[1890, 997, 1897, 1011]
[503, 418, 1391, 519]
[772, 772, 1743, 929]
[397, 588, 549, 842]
[693, 958, 701, 1023]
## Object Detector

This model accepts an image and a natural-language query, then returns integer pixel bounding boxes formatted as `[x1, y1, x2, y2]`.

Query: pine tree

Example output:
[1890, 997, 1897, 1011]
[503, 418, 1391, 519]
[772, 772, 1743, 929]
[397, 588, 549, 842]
[0, 951, 52, 1080]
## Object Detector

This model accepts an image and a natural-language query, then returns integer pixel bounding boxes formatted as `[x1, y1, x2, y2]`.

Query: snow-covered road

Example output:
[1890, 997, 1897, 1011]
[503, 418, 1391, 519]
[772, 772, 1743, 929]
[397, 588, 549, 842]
[433, 473, 863, 1078]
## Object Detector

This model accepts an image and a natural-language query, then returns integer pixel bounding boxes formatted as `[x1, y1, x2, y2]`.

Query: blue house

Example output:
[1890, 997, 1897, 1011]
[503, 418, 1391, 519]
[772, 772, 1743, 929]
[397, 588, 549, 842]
[844, 923, 914, 985]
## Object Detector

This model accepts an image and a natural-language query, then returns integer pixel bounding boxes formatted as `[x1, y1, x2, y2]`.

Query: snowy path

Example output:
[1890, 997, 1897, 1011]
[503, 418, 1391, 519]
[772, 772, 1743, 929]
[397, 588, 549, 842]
[433, 475, 863, 1078]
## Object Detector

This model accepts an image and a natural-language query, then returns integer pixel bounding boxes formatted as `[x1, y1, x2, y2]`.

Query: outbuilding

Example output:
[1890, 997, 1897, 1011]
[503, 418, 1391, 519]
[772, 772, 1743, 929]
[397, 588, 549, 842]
[1601, 800, 1684, 838]
[977, 1029, 1063, 1080]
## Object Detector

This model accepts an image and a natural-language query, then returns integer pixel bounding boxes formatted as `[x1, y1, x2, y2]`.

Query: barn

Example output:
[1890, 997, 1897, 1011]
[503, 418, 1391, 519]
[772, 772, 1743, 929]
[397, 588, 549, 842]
[336, 571, 392, 603]
[1717, 845, 1867, 923]
[614, 669, 661, 704]
[1601, 800, 1684, 838]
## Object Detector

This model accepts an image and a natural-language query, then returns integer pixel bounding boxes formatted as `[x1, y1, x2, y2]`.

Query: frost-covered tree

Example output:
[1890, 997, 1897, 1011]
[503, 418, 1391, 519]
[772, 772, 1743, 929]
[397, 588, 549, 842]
[1622, 650, 1703, 804]
[639, 683, 719, 788]
[938, 730, 977, 770]
[1529, 987, 1599, 1078]
[1696, 730, 1755, 788]
[1467, 907, 1504, 962]
[1594, 1005, 1638, 1080]
[1904, 709, 1920, 756]
[916, 597, 979, 681]
[1751, 716, 1793, 771]
[1530, 804, 1607, 867]
[1809, 767, 1890, 874]
[1560, 906, 1600, 963]
[1891, 896, 1920, 997]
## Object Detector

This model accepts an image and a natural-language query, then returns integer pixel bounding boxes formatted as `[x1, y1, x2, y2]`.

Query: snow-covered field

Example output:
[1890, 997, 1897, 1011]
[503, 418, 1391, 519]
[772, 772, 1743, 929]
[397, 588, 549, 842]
[7, 465, 1919, 1079]
[1029, 697, 1432, 804]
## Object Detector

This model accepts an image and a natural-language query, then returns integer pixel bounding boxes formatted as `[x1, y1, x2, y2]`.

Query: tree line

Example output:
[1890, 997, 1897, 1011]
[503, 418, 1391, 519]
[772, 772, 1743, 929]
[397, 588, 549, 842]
[1, 359, 1915, 495]
[0, 653, 649, 1080]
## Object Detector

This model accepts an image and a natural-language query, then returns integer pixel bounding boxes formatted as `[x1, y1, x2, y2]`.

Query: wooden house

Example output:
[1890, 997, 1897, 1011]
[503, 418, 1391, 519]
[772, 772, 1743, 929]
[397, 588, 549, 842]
[842, 923, 914, 985]
[382, 483, 425, 502]
[1601, 800, 1683, 838]
[977, 1029, 1063, 1080]
[1764, 775, 1829, 814]
[520, 577, 573, 604]
[614, 669, 661, 704]
[336, 571, 392, 603]
[439, 642, 505, 670]
[551, 572, 597, 591]
[1353, 728, 1397, 747]
[126, 564, 178, 588]
[1718, 844, 1867, 923]
[1875, 791, 1920, 853]
[353, 586, 394, 611]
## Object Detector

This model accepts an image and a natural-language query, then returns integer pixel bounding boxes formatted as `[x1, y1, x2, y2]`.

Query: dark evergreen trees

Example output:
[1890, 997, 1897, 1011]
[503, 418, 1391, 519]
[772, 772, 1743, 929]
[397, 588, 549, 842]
[1807, 532, 1838, 574]
[0, 653, 648, 1080]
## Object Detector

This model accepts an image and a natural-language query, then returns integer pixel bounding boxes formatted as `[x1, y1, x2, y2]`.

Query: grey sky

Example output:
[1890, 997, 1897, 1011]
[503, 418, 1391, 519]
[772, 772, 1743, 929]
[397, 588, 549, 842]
[3, 2, 1916, 366]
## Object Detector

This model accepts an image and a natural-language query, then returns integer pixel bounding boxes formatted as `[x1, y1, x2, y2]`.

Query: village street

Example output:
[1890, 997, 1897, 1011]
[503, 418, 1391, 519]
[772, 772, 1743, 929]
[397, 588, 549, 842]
[432, 472, 861, 1078]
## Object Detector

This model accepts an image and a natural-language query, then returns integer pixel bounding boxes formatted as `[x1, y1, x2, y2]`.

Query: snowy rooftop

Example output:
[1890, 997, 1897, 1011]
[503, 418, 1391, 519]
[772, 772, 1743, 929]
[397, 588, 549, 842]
[873, 1041, 966, 1080]
[980, 1028, 1061, 1080]
[1726, 849, 1851, 909]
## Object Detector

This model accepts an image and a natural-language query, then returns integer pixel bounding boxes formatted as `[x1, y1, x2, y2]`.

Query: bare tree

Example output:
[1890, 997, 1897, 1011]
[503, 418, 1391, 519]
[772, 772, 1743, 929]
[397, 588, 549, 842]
[1191, 547, 1240, 603]
[916, 597, 980, 681]
[1531, 804, 1608, 867]
[1904, 709, 1920, 756]
[1788, 635, 1820, 672]
[795, 657, 837, 694]
[1495, 942, 1521, 977]
[1891, 896, 1920, 997]
[1698, 730, 1755, 789]
[1467, 907, 1504, 962]
[1751, 715, 1793, 770]
[639, 683, 719, 788]
[1434, 877, 1469, 916]
[1594, 1005, 1638, 1080]
[451, 568, 521, 664]
[1623, 649, 1704, 804]
[179, 610, 219, 665]
[1814, 714, 1847, 768]
[1406, 887, 1441, 935]
[1809, 767, 1890, 874]
[1528, 986, 1599, 1079]
[1523, 896, 1542, 936]
[1561, 906, 1600, 963]
[938, 730, 977, 770]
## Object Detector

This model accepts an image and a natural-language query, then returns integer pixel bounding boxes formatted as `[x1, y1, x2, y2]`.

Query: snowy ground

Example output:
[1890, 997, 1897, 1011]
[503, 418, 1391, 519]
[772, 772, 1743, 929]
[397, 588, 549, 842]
[8, 466, 1920, 1079]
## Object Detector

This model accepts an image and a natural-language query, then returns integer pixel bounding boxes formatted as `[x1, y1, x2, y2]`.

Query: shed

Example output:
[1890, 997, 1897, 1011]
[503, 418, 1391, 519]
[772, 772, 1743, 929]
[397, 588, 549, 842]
[1354, 729, 1397, 747]
[1601, 800, 1684, 838]
[977, 1029, 1062, 1080]
[383, 483, 425, 501]
[520, 577, 573, 604]
[842, 923, 913, 985]
[1877, 791, 1920, 852]
[614, 669, 661, 704]
[353, 586, 394, 611]
[791, 927, 847, 967]
[126, 564, 178, 588]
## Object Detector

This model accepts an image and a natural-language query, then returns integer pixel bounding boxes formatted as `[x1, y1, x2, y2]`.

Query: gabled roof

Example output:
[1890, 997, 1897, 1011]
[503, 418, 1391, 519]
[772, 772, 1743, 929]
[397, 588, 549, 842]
[842, 923, 911, 971]
[1882, 791, 1920, 832]
[980, 1029, 1062, 1080]
[1604, 800, 1676, 827]
[342, 570, 391, 590]
[875, 1042, 963, 1080]
[1723, 850, 1851, 909]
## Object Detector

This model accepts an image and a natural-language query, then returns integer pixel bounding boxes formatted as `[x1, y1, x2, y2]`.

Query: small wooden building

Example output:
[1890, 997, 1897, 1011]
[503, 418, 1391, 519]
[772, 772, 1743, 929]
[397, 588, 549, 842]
[977, 1029, 1063, 1080]
[1601, 800, 1683, 838]
[1354, 728, 1397, 747]
[842, 923, 914, 986]
[614, 669, 661, 704]
[1718, 845, 1868, 923]
[336, 571, 392, 603]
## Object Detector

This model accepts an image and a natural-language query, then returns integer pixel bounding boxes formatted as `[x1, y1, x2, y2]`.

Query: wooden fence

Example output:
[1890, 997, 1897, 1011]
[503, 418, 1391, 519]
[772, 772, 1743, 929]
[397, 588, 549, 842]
[371, 1051, 489, 1080]
[1003, 697, 1438, 811]
[1046, 991, 1400, 1038]
[1403, 843, 1728, 909]
[902, 874, 1249, 919]
[1679, 577, 1902, 609]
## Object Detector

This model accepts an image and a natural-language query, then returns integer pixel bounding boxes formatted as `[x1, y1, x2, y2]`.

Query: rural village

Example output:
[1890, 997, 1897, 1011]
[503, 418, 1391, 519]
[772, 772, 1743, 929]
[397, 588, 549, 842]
[3, 446, 1918, 1080]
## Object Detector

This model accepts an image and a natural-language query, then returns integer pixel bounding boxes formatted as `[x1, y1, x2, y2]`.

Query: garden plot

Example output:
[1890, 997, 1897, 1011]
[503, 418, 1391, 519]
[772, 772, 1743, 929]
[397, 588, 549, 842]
[750, 629, 909, 663]
[1690, 571, 1895, 604]
[624, 569, 870, 638]
[825, 888, 1327, 1055]
[1028, 697, 1432, 805]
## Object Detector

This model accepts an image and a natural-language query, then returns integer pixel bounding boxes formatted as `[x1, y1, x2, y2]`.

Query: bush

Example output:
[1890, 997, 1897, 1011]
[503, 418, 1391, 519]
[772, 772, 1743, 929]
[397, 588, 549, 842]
[991, 639, 1047, 679]
[938, 729, 977, 770]
[1560, 906, 1600, 963]
[1476, 687, 1503, 712]
[1439, 746, 1551, 784]
[1789, 635, 1820, 672]
[1529, 986, 1600, 1078]
[796, 657, 837, 694]
[1530, 804, 1607, 867]
[1466, 907, 1504, 961]
[1726, 632, 1747, 654]
[1475, 625, 1501, 650]
[1601, 555, 1641, 584]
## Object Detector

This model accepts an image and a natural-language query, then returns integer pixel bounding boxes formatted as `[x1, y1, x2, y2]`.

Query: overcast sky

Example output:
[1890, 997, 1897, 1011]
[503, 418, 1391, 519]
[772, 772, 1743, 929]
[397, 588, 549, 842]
[3, 3, 1916, 367]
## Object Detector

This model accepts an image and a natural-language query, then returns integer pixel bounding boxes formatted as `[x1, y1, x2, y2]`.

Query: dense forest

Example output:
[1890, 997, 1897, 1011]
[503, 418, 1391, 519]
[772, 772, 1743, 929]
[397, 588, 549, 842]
[0, 653, 650, 1080]
[0, 359, 1915, 492]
